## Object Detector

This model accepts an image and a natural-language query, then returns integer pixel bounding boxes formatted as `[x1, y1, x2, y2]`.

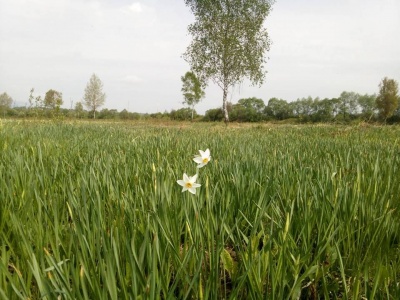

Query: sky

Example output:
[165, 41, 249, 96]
[1, 0, 399, 114]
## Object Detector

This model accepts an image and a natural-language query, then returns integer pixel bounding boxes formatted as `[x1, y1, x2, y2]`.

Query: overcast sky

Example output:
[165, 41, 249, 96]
[1, 0, 399, 114]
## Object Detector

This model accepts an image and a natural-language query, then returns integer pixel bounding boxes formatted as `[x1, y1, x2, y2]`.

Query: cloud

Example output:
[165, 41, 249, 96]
[119, 75, 143, 84]
[128, 2, 142, 13]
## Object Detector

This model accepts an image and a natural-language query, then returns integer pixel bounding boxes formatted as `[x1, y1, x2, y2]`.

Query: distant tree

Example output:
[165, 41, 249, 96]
[329, 98, 341, 119]
[83, 74, 106, 119]
[338, 91, 359, 121]
[230, 103, 247, 122]
[28, 88, 34, 109]
[358, 93, 377, 121]
[183, 0, 274, 123]
[119, 109, 129, 120]
[312, 98, 334, 122]
[376, 77, 399, 121]
[302, 96, 315, 117]
[203, 107, 224, 122]
[170, 107, 196, 121]
[0, 92, 13, 117]
[238, 97, 265, 113]
[290, 97, 314, 121]
[265, 98, 290, 120]
[74, 101, 84, 118]
[44, 89, 63, 109]
[181, 71, 205, 121]
[28, 88, 44, 117]
[290, 100, 302, 118]
[0, 92, 13, 108]
[98, 108, 118, 119]
[234, 97, 265, 122]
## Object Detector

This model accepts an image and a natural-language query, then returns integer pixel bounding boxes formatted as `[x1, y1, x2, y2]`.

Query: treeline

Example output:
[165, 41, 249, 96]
[1, 93, 399, 123]
[203, 92, 399, 123]
[205, 77, 400, 123]
[1, 76, 399, 123]
[0, 101, 199, 122]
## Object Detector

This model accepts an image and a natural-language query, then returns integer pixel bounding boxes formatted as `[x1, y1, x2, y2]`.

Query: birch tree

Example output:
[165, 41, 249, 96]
[181, 71, 205, 121]
[83, 74, 106, 119]
[376, 77, 399, 121]
[183, 0, 274, 123]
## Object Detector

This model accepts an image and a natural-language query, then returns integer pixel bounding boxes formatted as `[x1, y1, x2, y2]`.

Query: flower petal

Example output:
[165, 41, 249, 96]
[192, 183, 201, 188]
[177, 180, 185, 187]
[183, 173, 189, 182]
[190, 173, 198, 182]
[188, 187, 196, 194]
[204, 149, 210, 157]
[193, 157, 203, 164]
[196, 163, 205, 168]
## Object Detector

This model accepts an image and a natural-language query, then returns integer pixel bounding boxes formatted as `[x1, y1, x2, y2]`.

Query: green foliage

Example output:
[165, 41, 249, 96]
[83, 73, 106, 119]
[203, 107, 224, 121]
[339, 91, 359, 121]
[376, 77, 399, 120]
[43, 89, 64, 119]
[118, 109, 143, 120]
[358, 93, 377, 120]
[265, 98, 291, 120]
[98, 108, 119, 119]
[220, 248, 237, 280]
[0, 92, 13, 118]
[230, 98, 265, 122]
[28, 88, 44, 118]
[0, 92, 13, 109]
[74, 101, 85, 119]
[181, 71, 205, 121]
[238, 97, 265, 112]
[1, 122, 400, 299]
[119, 109, 129, 120]
[44, 89, 63, 110]
[183, 0, 274, 123]
[170, 107, 197, 121]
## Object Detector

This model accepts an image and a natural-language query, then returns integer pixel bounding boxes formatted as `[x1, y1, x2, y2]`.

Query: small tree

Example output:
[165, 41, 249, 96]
[312, 98, 335, 122]
[74, 101, 84, 119]
[28, 88, 44, 117]
[236, 97, 265, 122]
[358, 93, 377, 121]
[265, 98, 290, 120]
[181, 71, 205, 121]
[338, 91, 359, 121]
[203, 107, 224, 122]
[183, 0, 274, 124]
[44, 89, 63, 110]
[44, 89, 63, 118]
[0, 92, 13, 108]
[83, 74, 106, 119]
[0, 92, 13, 117]
[376, 77, 399, 121]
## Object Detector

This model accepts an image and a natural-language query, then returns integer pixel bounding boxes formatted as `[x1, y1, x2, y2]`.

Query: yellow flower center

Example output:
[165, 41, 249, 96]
[202, 158, 209, 164]
[185, 182, 193, 188]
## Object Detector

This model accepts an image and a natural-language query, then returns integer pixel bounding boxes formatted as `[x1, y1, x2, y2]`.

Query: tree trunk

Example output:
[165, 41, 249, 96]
[222, 85, 229, 124]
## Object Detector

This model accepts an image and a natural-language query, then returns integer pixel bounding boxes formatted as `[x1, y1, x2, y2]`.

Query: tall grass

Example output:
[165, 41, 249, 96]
[1, 120, 399, 299]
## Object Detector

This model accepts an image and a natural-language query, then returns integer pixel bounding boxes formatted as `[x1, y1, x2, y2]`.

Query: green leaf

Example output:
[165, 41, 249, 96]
[220, 248, 237, 279]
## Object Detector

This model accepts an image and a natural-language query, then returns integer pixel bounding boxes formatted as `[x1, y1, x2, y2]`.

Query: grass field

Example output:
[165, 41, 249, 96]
[1, 120, 400, 299]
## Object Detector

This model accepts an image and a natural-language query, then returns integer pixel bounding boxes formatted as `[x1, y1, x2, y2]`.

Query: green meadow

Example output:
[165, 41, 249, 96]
[1, 120, 399, 299]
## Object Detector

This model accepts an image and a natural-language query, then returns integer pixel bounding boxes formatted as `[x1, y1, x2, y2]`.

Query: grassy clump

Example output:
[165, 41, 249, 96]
[0, 120, 399, 299]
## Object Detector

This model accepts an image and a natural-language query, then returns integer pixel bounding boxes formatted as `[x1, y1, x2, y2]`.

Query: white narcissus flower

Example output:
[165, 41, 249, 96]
[177, 173, 201, 195]
[193, 148, 211, 168]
